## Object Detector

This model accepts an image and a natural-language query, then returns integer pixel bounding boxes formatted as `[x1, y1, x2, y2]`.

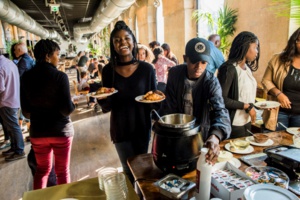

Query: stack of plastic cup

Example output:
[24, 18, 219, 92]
[98, 167, 118, 191]
[104, 173, 128, 200]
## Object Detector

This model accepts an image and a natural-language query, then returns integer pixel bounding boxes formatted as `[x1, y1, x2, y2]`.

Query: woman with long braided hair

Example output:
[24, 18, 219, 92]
[97, 21, 157, 183]
[217, 31, 260, 138]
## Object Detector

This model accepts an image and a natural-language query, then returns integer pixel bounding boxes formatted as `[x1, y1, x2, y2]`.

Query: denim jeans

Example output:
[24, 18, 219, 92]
[115, 137, 149, 184]
[276, 111, 300, 131]
[0, 116, 10, 140]
[0, 107, 24, 153]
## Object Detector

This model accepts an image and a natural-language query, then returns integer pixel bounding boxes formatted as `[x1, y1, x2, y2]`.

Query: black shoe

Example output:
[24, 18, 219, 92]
[5, 152, 26, 162]
[2, 149, 15, 156]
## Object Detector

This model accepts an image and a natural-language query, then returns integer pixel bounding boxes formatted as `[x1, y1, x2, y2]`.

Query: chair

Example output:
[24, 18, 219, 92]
[72, 80, 90, 105]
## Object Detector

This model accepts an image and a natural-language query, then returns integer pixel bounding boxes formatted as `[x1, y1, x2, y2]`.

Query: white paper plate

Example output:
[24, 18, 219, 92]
[91, 90, 118, 98]
[286, 127, 300, 135]
[135, 95, 165, 103]
[244, 184, 299, 200]
[224, 143, 254, 154]
[254, 101, 281, 109]
[245, 136, 274, 146]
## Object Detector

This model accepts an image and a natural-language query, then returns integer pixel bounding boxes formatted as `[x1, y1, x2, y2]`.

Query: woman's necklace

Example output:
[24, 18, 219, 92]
[116, 58, 137, 66]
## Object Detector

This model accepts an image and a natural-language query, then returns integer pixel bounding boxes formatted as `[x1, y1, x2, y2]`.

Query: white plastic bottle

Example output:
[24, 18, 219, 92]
[195, 148, 212, 200]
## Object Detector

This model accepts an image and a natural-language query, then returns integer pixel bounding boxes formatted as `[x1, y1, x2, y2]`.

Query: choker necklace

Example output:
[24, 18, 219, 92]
[116, 58, 137, 66]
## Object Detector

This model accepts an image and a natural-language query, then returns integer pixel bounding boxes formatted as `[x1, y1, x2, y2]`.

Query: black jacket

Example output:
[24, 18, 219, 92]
[161, 64, 231, 141]
[217, 62, 245, 123]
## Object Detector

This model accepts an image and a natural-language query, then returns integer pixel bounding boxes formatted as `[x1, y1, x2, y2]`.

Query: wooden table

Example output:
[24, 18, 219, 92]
[127, 131, 294, 200]
[23, 175, 139, 200]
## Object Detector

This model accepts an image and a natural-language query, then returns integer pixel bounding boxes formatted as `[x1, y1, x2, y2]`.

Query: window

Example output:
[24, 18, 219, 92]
[156, 0, 164, 43]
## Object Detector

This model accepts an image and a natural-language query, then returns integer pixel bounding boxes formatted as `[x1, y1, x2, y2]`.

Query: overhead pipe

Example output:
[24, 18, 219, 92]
[73, 0, 136, 42]
[0, 0, 62, 42]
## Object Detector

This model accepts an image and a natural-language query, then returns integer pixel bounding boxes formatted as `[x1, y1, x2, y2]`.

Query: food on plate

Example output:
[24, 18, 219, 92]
[232, 139, 250, 150]
[259, 103, 267, 108]
[143, 90, 165, 101]
[298, 128, 300, 132]
[253, 134, 269, 143]
[96, 87, 115, 95]
[217, 151, 233, 162]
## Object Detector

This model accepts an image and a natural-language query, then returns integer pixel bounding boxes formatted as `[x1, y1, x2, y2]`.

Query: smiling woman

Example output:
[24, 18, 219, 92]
[97, 21, 158, 184]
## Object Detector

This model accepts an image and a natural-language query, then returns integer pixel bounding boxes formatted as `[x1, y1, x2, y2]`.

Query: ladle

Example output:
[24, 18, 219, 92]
[151, 109, 165, 123]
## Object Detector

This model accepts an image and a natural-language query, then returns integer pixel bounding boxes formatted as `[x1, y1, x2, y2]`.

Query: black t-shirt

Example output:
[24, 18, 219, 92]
[281, 65, 300, 114]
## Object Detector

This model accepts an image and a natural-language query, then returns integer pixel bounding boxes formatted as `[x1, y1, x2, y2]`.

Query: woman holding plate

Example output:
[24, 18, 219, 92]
[262, 28, 300, 131]
[218, 31, 260, 139]
[97, 21, 158, 183]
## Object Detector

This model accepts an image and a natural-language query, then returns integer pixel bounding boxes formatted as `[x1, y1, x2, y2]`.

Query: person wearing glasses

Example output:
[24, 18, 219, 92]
[218, 31, 260, 138]
[262, 28, 300, 131]
[161, 37, 231, 164]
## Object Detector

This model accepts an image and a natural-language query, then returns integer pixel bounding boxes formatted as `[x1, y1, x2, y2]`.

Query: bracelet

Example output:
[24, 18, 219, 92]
[245, 103, 254, 113]
[276, 92, 282, 97]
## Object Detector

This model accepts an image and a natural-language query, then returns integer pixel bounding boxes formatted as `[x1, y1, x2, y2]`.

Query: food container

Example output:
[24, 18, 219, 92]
[217, 151, 233, 162]
[245, 166, 289, 189]
[158, 113, 196, 128]
[154, 174, 195, 199]
[253, 134, 269, 143]
[232, 139, 250, 150]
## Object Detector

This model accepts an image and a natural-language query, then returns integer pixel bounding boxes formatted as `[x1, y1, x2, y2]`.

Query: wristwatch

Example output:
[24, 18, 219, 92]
[245, 103, 254, 113]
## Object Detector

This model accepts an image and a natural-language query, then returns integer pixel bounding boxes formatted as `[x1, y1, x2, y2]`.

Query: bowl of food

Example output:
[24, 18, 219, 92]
[232, 139, 250, 150]
[217, 151, 233, 162]
[253, 134, 269, 143]
[245, 166, 289, 189]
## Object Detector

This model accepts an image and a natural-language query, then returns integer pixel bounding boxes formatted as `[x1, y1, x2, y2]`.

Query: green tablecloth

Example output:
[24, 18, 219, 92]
[23, 176, 139, 200]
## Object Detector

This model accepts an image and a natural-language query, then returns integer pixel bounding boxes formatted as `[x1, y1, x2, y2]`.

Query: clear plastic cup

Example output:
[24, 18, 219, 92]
[104, 173, 128, 200]
[97, 167, 118, 191]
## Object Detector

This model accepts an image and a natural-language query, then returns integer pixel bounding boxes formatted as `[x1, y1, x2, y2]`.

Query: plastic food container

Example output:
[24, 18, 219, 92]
[245, 166, 289, 189]
[154, 174, 195, 199]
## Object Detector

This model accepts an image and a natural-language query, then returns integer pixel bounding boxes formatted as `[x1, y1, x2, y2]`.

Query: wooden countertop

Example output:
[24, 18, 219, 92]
[128, 131, 294, 200]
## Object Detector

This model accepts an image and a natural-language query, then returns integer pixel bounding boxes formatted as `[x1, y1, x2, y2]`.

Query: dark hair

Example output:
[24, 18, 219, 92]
[109, 20, 138, 67]
[152, 47, 164, 64]
[227, 31, 260, 71]
[80, 71, 87, 78]
[10, 43, 18, 60]
[78, 56, 88, 67]
[161, 43, 170, 56]
[34, 39, 60, 63]
[149, 41, 160, 49]
[279, 28, 300, 66]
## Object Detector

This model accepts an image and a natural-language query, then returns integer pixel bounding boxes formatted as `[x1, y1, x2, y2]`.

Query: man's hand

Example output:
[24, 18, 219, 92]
[204, 135, 220, 165]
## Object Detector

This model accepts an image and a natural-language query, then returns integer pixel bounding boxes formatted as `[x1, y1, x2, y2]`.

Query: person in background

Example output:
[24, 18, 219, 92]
[76, 55, 89, 82]
[149, 40, 160, 51]
[152, 46, 176, 92]
[14, 42, 35, 133]
[20, 39, 75, 189]
[97, 21, 157, 183]
[0, 53, 26, 162]
[218, 31, 260, 138]
[161, 43, 179, 65]
[137, 44, 154, 64]
[161, 38, 231, 164]
[207, 34, 225, 74]
[261, 28, 300, 131]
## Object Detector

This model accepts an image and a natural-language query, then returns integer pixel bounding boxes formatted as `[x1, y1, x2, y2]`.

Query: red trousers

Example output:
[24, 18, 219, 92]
[30, 137, 73, 189]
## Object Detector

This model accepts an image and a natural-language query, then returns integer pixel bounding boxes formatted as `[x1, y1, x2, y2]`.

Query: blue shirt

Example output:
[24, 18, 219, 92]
[0, 55, 20, 108]
[206, 41, 225, 73]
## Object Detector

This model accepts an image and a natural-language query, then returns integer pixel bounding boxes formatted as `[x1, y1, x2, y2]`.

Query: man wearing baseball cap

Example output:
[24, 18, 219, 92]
[161, 37, 231, 164]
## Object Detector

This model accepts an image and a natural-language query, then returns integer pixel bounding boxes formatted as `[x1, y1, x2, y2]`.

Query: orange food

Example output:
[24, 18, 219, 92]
[96, 87, 115, 95]
[143, 91, 165, 101]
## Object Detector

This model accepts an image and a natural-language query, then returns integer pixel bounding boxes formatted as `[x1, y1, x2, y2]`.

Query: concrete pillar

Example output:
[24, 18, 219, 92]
[162, 0, 196, 63]
[12, 26, 18, 41]
[0, 21, 5, 49]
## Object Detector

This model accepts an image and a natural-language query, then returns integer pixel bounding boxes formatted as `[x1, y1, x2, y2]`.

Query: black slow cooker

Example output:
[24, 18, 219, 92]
[151, 113, 203, 175]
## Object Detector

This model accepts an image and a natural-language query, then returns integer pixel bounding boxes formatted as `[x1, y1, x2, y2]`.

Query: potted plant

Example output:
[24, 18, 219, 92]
[192, 5, 238, 57]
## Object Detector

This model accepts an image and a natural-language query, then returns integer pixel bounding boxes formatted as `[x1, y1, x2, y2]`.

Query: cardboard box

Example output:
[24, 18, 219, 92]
[210, 162, 255, 200]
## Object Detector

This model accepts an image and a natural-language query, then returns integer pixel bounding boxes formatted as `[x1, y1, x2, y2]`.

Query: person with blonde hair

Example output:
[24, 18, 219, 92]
[137, 44, 154, 64]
